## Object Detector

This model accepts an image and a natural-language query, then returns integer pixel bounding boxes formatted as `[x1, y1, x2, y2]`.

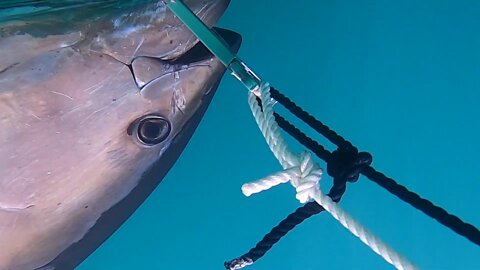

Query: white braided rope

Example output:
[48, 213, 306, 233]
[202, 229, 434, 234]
[243, 81, 417, 270]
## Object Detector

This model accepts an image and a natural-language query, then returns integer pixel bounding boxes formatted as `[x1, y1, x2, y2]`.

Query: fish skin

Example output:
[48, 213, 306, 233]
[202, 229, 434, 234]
[0, 1, 240, 269]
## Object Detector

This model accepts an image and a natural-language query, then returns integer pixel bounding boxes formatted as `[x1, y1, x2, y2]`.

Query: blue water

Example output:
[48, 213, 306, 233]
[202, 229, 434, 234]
[77, 1, 480, 269]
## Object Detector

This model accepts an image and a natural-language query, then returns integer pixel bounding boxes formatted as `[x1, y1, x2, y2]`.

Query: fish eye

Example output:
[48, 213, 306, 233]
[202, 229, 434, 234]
[135, 115, 171, 146]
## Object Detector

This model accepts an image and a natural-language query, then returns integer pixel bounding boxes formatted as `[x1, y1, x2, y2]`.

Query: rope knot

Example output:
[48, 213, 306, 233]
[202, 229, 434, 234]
[327, 146, 372, 183]
[292, 152, 322, 203]
[240, 152, 322, 203]
[326, 146, 372, 202]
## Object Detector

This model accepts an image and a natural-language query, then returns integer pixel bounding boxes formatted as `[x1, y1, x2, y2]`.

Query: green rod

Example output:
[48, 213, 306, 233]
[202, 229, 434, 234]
[164, 0, 262, 91]
[164, 0, 235, 67]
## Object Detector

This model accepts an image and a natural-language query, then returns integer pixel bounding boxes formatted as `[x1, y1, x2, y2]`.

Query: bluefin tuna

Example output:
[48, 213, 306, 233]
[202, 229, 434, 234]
[0, 1, 241, 269]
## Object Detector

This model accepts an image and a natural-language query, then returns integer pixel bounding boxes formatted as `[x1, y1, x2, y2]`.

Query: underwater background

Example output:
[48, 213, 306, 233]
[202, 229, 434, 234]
[70, 0, 480, 269]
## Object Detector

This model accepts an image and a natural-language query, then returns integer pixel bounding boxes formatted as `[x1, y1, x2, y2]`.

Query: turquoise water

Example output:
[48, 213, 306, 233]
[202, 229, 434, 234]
[73, 0, 477, 269]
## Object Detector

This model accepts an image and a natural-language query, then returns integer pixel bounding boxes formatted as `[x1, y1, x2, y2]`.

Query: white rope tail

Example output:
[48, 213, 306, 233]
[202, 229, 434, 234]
[243, 81, 417, 270]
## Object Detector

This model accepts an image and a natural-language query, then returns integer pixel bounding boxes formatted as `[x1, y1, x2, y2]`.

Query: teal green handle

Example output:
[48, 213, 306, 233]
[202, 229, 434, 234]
[164, 0, 262, 91]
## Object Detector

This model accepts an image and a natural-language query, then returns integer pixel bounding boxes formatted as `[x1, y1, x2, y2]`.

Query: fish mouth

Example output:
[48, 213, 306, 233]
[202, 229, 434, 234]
[155, 0, 233, 61]
[159, 26, 243, 78]
[104, 0, 234, 64]
[172, 27, 242, 65]
[131, 27, 242, 89]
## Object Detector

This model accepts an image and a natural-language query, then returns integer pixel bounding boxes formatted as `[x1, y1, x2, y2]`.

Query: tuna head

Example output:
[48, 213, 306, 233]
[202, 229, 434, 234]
[0, 0, 241, 269]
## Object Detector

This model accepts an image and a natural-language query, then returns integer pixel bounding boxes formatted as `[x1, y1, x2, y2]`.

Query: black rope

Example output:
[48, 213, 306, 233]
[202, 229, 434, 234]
[225, 201, 325, 269]
[270, 87, 353, 149]
[225, 86, 479, 269]
[270, 87, 480, 246]
[361, 166, 480, 246]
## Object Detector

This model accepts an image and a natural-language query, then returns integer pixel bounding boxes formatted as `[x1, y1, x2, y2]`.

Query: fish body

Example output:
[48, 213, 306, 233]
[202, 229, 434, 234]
[0, 1, 240, 269]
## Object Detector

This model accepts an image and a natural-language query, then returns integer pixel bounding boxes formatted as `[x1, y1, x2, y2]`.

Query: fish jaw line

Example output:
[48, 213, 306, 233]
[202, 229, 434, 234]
[136, 28, 243, 133]
[86, 0, 231, 65]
